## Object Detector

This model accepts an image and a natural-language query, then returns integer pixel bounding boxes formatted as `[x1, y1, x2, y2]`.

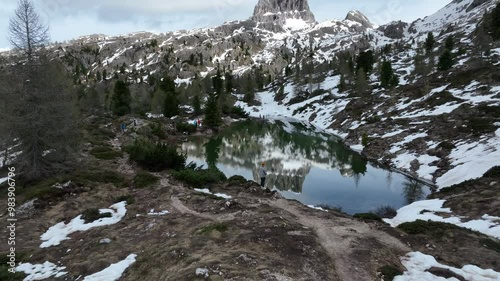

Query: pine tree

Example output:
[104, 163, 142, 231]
[120, 63, 126, 74]
[445, 35, 454, 51]
[204, 91, 221, 127]
[274, 84, 285, 102]
[111, 80, 131, 116]
[75, 64, 80, 77]
[338, 74, 347, 92]
[102, 69, 107, 80]
[356, 50, 374, 74]
[493, 2, 500, 40]
[425, 32, 435, 54]
[438, 49, 454, 71]
[1, 56, 78, 180]
[381, 61, 393, 88]
[224, 72, 233, 93]
[254, 66, 264, 90]
[337, 53, 354, 92]
[242, 75, 256, 102]
[380, 61, 399, 88]
[355, 68, 369, 95]
[189, 53, 196, 66]
[159, 74, 175, 94]
[163, 91, 179, 118]
[212, 69, 224, 96]
[157, 74, 179, 117]
[413, 47, 427, 76]
[8, 0, 49, 60]
[192, 94, 202, 115]
[150, 88, 165, 114]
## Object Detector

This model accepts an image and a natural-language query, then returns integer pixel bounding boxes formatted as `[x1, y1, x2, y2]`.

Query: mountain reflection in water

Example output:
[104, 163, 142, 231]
[181, 118, 430, 214]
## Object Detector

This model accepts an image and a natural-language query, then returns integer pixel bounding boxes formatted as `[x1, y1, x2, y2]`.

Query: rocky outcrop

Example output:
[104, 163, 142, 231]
[377, 21, 409, 39]
[344, 10, 373, 29]
[466, 0, 490, 12]
[252, 0, 316, 28]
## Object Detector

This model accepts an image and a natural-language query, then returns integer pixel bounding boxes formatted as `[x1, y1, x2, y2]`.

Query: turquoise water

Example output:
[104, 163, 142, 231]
[181, 118, 431, 215]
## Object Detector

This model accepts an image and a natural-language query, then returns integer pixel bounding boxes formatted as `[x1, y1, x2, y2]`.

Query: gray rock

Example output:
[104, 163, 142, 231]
[252, 0, 316, 28]
[466, 0, 489, 12]
[344, 10, 373, 29]
[377, 21, 409, 39]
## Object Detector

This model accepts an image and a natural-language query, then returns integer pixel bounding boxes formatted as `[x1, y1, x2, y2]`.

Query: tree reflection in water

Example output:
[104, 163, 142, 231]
[204, 137, 222, 169]
[185, 119, 369, 193]
[181, 119, 432, 214]
[402, 177, 425, 204]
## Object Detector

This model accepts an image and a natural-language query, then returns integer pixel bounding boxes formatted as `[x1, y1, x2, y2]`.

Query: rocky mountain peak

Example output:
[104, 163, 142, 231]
[344, 10, 373, 29]
[252, 0, 316, 26]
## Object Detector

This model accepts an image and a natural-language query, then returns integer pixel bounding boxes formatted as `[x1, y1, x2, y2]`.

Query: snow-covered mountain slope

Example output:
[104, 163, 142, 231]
[409, 0, 495, 37]
[1, 0, 499, 188]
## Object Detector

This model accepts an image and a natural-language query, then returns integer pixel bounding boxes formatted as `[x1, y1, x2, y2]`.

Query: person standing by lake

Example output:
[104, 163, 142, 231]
[258, 162, 267, 187]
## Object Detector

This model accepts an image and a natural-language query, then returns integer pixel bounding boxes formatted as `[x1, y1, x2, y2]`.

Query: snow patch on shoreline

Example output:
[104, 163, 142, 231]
[384, 199, 500, 239]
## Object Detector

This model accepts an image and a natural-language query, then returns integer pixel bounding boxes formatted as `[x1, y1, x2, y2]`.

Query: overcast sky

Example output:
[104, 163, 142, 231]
[0, 0, 451, 50]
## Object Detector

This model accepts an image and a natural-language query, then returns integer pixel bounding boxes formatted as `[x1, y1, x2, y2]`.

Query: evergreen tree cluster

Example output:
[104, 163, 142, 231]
[425, 32, 435, 54]
[355, 50, 375, 75]
[204, 70, 223, 127]
[380, 61, 399, 89]
[111, 80, 132, 116]
[438, 35, 454, 71]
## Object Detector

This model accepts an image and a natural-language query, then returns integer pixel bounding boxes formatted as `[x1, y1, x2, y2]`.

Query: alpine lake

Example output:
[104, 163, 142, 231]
[181, 118, 432, 215]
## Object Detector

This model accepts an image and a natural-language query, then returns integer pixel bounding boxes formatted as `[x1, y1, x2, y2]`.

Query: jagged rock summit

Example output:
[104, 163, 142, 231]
[344, 10, 373, 29]
[252, 0, 316, 30]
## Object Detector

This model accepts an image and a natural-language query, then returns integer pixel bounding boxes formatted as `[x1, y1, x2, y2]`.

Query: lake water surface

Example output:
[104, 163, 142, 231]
[181, 118, 431, 215]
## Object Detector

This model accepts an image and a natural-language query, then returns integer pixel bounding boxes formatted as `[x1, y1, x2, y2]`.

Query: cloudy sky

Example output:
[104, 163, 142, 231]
[0, 0, 451, 50]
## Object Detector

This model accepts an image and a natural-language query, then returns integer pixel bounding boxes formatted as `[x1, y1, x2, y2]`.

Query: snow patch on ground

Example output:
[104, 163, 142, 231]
[194, 188, 232, 199]
[381, 130, 405, 138]
[395, 251, 500, 281]
[0, 177, 8, 185]
[307, 205, 329, 212]
[384, 199, 500, 239]
[145, 113, 164, 119]
[40, 202, 128, 248]
[284, 18, 310, 31]
[147, 209, 170, 216]
[350, 144, 364, 152]
[16, 261, 67, 280]
[415, 154, 440, 181]
[389, 133, 428, 154]
[83, 254, 137, 281]
[396, 103, 462, 119]
[196, 267, 210, 277]
[436, 129, 500, 187]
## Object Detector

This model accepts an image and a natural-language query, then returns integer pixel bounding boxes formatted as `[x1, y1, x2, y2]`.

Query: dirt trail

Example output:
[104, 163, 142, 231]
[170, 195, 214, 220]
[269, 199, 410, 281]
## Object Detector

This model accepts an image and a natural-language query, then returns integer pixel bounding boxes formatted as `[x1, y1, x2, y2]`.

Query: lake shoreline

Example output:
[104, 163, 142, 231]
[2, 115, 498, 281]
